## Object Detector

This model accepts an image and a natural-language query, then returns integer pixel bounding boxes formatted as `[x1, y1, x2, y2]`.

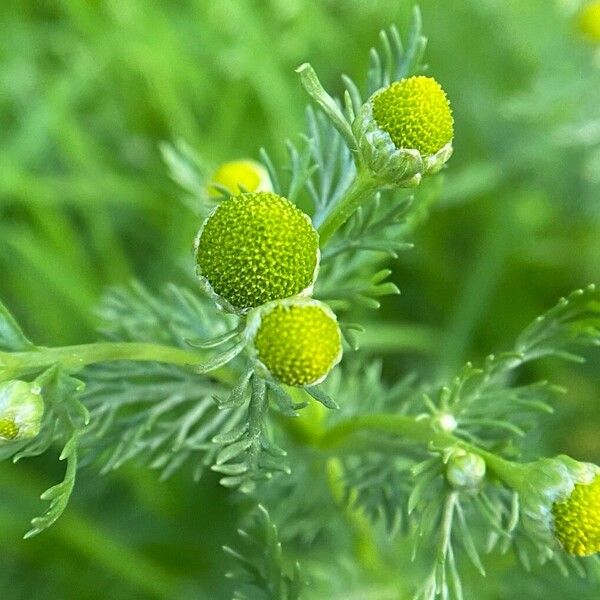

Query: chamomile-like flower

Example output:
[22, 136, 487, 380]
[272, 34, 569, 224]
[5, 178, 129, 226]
[194, 192, 320, 313]
[247, 298, 343, 387]
[552, 472, 600, 556]
[517, 456, 600, 556]
[353, 76, 454, 187]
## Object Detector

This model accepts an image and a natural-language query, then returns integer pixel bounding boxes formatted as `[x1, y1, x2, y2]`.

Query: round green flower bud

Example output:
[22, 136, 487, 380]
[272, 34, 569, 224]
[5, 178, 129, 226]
[446, 450, 486, 491]
[195, 192, 320, 313]
[552, 473, 600, 556]
[247, 298, 342, 387]
[353, 76, 454, 187]
[0, 380, 44, 443]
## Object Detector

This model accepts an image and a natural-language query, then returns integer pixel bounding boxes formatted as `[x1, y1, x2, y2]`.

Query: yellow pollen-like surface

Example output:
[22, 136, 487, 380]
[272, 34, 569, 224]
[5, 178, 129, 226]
[552, 475, 600, 556]
[254, 303, 341, 386]
[372, 75, 453, 156]
[196, 192, 319, 311]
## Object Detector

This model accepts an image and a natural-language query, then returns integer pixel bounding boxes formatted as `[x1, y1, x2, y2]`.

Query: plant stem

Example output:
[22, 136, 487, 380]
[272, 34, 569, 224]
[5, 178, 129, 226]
[0, 342, 237, 385]
[317, 172, 379, 246]
[319, 413, 527, 490]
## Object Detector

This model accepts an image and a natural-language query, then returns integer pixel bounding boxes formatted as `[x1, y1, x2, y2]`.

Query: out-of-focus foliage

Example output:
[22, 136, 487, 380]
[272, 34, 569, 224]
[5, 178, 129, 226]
[0, 0, 599, 598]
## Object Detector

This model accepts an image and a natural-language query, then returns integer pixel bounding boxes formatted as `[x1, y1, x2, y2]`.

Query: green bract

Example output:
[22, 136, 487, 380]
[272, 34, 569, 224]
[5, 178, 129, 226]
[195, 192, 320, 312]
[353, 75, 454, 187]
[246, 298, 342, 387]
[0, 380, 44, 443]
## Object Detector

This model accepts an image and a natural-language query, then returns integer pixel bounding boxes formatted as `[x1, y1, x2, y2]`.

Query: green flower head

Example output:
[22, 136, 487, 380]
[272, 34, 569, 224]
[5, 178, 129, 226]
[373, 76, 454, 156]
[195, 192, 320, 313]
[353, 76, 454, 187]
[247, 298, 342, 387]
[0, 380, 44, 443]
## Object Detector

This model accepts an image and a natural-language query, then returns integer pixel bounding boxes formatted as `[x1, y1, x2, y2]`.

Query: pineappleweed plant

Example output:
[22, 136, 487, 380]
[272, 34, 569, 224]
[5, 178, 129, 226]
[1, 7, 599, 599]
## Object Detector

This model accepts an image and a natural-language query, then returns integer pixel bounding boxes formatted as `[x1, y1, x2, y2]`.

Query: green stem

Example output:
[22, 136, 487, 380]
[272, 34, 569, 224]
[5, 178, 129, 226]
[0, 342, 237, 385]
[319, 413, 527, 490]
[317, 172, 379, 246]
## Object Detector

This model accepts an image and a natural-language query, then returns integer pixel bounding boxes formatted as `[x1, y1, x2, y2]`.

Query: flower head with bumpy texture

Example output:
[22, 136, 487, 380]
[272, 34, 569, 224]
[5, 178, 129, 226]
[0, 380, 44, 443]
[247, 298, 342, 387]
[372, 76, 454, 156]
[353, 75, 454, 187]
[208, 160, 272, 197]
[195, 192, 320, 313]
[552, 474, 600, 556]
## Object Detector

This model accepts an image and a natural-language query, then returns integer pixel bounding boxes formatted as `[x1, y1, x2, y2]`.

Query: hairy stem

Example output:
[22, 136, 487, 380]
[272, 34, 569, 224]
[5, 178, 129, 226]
[317, 172, 379, 246]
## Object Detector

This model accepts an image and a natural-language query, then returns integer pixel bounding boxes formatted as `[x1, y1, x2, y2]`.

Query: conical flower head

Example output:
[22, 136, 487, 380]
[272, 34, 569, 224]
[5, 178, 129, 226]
[353, 76, 454, 187]
[195, 192, 320, 313]
[247, 298, 342, 387]
[552, 474, 600, 556]
[372, 76, 454, 157]
[0, 380, 44, 443]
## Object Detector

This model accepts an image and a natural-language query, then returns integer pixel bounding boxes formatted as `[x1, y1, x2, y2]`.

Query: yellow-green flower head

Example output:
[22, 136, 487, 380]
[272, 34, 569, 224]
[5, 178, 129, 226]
[577, 2, 600, 43]
[373, 76, 454, 156]
[0, 380, 44, 443]
[517, 456, 600, 555]
[552, 474, 600, 556]
[208, 160, 272, 198]
[353, 76, 454, 187]
[195, 192, 320, 313]
[446, 450, 486, 491]
[246, 298, 342, 387]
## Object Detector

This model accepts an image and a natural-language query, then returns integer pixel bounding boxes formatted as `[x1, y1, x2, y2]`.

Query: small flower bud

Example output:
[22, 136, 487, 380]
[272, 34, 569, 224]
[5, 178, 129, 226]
[208, 160, 272, 197]
[433, 412, 458, 433]
[246, 298, 342, 387]
[577, 2, 600, 44]
[0, 380, 44, 443]
[353, 76, 454, 187]
[446, 450, 486, 491]
[195, 192, 320, 313]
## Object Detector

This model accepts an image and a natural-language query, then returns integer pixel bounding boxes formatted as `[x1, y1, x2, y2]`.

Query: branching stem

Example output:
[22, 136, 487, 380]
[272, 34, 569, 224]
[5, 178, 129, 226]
[317, 172, 379, 246]
[318, 413, 527, 490]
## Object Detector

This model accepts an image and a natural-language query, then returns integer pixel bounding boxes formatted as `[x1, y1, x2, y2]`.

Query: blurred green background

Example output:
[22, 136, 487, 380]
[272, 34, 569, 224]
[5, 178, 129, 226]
[1, 0, 599, 598]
